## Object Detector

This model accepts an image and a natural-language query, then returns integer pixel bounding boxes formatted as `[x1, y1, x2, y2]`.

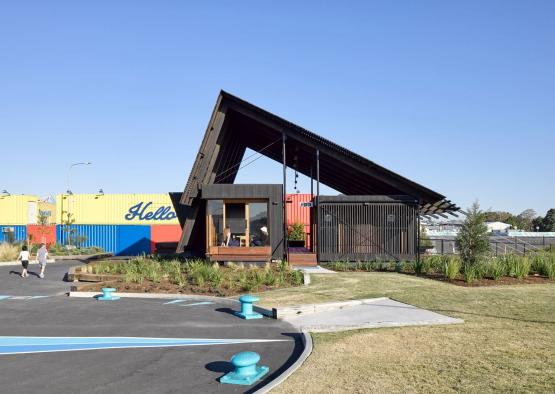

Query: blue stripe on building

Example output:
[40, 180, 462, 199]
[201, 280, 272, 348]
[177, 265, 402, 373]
[0, 225, 27, 243]
[55, 225, 151, 256]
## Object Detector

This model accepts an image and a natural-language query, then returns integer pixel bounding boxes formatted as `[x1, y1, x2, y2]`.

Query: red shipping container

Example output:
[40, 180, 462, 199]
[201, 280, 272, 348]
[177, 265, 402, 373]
[26, 225, 56, 246]
[286, 194, 313, 248]
[150, 224, 183, 253]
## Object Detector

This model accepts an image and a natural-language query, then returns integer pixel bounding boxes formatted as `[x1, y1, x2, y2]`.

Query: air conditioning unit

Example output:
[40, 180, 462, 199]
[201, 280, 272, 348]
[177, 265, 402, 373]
[1, 227, 15, 233]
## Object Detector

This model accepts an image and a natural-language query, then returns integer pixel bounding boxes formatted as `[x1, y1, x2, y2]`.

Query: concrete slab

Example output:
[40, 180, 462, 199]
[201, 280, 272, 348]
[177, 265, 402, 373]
[283, 298, 463, 333]
[291, 265, 336, 274]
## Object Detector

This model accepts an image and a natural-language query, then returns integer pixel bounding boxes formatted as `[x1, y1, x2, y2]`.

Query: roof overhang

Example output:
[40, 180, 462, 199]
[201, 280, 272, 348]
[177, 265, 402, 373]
[177, 91, 461, 252]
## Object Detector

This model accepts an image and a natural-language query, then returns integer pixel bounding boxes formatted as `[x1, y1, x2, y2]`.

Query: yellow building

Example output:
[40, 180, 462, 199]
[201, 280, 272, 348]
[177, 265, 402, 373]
[0, 195, 41, 225]
[55, 193, 179, 225]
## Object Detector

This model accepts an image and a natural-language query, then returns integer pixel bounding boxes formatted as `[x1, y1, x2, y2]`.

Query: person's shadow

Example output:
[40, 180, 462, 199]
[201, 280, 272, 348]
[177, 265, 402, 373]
[9, 270, 39, 278]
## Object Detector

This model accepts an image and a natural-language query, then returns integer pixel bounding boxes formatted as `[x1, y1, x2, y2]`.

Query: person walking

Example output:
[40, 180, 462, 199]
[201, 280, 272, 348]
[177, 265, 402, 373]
[36, 243, 48, 279]
[18, 245, 30, 278]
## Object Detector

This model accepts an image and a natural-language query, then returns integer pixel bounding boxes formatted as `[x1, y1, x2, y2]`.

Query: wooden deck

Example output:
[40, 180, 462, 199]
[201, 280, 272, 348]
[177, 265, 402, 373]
[208, 246, 272, 262]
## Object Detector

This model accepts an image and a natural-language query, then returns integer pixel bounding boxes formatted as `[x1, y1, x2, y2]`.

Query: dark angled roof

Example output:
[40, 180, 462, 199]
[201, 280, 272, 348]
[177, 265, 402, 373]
[177, 90, 459, 251]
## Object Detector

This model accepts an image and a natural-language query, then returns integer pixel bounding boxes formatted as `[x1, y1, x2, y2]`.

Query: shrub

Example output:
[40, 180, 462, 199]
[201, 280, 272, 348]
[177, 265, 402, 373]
[0, 243, 20, 261]
[484, 257, 506, 280]
[464, 264, 480, 283]
[415, 256, 437, 275]
[428, 255, 445, 274]
[288, 222, 306, 241]
[264, 269, 277, 286]
[537, 253, 555, 279]
[504, 255, 531, 279]
[457, 201, 489, 268]
[361, 261, 374, 271]
[414, 259, 424, 275]
[443, 256, 461, 280]
[531, 252, 555, 279]
[288, 270, 304, 286]
[331, 260, 350, 272]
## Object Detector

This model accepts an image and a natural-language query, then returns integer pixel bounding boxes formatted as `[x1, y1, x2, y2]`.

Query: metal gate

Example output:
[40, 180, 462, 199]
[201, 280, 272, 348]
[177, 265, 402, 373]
[317, 196, 418, 262]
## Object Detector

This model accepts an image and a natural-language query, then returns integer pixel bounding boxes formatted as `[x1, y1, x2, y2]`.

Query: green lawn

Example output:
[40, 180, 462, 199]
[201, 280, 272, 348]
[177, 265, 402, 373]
[257, 273, 555, 393]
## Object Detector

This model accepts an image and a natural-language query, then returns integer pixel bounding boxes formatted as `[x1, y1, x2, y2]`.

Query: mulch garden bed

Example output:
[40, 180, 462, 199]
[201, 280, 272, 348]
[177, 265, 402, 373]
[417, 273, 554, 287]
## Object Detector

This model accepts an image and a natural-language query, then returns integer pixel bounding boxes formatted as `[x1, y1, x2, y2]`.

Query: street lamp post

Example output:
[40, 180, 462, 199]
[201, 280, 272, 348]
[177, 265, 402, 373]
[64, 162, 92, 247]
[67, 162, 92, 194]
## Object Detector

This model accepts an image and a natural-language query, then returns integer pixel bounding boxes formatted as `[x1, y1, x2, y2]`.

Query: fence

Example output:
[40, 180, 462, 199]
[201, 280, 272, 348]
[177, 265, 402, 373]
[429, 236, 555, 256]
[318, 197, 418, 262]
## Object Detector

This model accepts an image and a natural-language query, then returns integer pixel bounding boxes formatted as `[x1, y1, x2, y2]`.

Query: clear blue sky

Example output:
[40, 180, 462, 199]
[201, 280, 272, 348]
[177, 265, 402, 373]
[1, 1, 553, 216]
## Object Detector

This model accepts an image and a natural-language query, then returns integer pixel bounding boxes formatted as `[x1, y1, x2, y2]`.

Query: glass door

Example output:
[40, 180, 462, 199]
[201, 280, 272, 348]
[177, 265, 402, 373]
[225, 203, 247, 247]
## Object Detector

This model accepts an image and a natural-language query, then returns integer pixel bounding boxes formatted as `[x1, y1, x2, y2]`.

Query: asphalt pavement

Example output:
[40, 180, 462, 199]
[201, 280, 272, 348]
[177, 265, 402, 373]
[0, 261, 303, 393]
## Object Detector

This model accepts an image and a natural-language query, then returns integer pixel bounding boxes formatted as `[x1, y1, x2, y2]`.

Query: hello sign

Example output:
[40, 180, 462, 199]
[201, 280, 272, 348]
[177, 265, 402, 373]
[125, 202, 177, 221]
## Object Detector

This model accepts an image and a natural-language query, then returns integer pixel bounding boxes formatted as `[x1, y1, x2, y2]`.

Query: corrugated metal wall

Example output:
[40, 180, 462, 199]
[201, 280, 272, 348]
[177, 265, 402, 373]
[286, 193, 313, 248]
[56, 194, 179, 225]
[0, 195, 39, 225]
[56, 225, 118, 254]
[0, 225, 27, 242]
[150, 225, 182, 253]
[27, 225, 56, 246]
[56, 225, 153, 255]
[318, 199, 417, 262]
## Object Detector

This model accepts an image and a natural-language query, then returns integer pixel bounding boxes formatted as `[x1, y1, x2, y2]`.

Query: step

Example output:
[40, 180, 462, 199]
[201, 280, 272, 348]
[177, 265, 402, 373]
[288, 253, 318, 266]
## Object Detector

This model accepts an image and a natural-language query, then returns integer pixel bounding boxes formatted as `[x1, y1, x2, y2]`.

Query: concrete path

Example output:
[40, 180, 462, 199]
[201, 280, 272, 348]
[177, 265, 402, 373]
[291, 265, 336, 274]
[283, 298, 463, 332]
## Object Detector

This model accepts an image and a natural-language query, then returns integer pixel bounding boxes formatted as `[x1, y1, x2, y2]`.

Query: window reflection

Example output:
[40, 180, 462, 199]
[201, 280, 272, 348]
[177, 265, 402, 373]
[207, 200, 223, 247]
[249, 202, 269, 246]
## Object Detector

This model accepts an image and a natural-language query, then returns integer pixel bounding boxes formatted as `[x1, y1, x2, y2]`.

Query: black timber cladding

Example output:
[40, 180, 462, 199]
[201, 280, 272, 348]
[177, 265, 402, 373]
[317, 195, 418, 262]
[201, 184, 284, 259]
[177, 90, 460, 253]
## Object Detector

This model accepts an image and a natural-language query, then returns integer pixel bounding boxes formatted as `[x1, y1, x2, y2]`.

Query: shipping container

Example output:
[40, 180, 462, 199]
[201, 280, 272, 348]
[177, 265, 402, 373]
[56, 194, 180, 225]
[117, 225, 151, 255]
[56, 225, 118, 254]
[26, 225, 57, 246]
[150, 224, 182, 253]
[32, 202, 56, 225]
[286, 193, 313, 248]
[0, 195, 40, 225]
[0, 225, 27, 243]
[55, 224, 152, 256]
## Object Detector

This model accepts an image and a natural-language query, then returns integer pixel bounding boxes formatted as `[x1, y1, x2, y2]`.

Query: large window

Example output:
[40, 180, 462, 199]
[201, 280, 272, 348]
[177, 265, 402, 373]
[206, 199, 269, 248]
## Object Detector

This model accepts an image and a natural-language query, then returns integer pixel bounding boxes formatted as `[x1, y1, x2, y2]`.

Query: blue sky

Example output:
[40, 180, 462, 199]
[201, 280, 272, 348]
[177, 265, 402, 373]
[1, 1, 553, 216]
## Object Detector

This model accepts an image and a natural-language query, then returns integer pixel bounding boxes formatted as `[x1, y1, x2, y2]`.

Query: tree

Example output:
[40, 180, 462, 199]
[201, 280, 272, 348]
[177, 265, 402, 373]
[543, 209, 555, 232]
[62, 211, 76, 247]
[419, 225, 433, 250]
[456, 201, 490, 268]
[36, 210, 51, 244]
[516, 209, 536, 231]
[483, 211, 513, 223]
[531, 216, 544, 232]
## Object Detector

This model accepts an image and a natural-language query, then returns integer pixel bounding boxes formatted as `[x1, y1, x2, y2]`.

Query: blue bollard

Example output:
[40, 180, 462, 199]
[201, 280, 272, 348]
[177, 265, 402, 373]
[97, 287, 120, 301]
[220, 351, 269, 385]
[234, 295, 263, 320]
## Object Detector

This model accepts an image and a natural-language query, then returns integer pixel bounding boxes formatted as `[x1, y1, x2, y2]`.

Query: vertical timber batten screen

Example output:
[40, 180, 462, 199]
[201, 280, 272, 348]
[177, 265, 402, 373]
[317, 198, 418, 262]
